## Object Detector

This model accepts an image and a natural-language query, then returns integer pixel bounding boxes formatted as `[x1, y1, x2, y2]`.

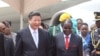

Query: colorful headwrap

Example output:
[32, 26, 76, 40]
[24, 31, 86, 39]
[59, 12, 71, 22]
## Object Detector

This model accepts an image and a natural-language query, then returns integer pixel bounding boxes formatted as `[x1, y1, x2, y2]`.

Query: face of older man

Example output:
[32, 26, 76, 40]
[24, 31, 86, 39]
[63, 20, 72, 36]
[29, 16, 41, 30]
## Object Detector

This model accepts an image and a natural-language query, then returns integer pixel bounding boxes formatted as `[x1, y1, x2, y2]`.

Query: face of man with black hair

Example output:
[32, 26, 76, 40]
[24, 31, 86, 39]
[63, 20, 72, 36]
[29, 15, 41, 30]
[96, 20, 100, 28]
[77, 19, 83, 30]
[80, 25, 88, 37]
[28, 12, 41, 30]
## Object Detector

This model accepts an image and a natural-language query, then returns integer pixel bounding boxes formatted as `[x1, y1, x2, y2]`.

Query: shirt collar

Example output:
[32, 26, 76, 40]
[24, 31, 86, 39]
[64, 33, 71, 38]
[29, 25, 38, 33]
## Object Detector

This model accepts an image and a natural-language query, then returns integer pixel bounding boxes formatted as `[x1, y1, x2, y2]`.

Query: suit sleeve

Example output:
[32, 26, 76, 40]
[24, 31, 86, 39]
[78, 36, 83, 56]
[0, 33, 5, 56]
[10, 39, 14, 56]
[52, 35, 57, 56]
[46, 31, 55, 56]
[15, 32, 23, 56]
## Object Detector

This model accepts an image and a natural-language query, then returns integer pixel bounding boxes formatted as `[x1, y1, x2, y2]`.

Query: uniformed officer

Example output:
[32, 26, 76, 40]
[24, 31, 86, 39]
[90, 12, 100, 56]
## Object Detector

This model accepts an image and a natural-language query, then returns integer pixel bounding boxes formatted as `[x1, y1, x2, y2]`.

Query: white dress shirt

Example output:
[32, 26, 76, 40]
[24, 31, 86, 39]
[29, 25, 39, 48]
[64, 33, 71, 43]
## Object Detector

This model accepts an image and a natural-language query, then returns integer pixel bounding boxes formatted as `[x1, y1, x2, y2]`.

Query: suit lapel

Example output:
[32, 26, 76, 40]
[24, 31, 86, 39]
[60, 32, 65, 48]
[38, 28, 43, 49]
[57, 32, 65, 49]
[26, 27, 37, 48]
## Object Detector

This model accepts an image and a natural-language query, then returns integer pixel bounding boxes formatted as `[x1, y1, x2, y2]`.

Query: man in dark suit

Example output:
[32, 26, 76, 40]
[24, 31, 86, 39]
[15, 11, 52, 56]
[54, 19, 83, 56]
[0, 33, 5, 56]
[0, 22, 14, 56]
[4, 38, 14, 56]
[0, 23, 5, 56]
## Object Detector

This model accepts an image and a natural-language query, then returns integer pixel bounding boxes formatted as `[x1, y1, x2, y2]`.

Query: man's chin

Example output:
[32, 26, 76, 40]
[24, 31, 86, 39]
[31, 27, 39, 30]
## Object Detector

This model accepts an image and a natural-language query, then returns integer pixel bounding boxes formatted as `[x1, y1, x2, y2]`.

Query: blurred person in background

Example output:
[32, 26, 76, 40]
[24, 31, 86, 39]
[90, 12, 100, 56]
[90, 24, 96, 31]
[90, 24, 96, 33]
[2, 20, 17, 46]
[0, 22, 5, 56]
[80, 23, 91, 56]
[39, 22, 49, 30]
[48, 12, 71, 36]
[76, 18, 83, 35]
[0, 22, 14, 56]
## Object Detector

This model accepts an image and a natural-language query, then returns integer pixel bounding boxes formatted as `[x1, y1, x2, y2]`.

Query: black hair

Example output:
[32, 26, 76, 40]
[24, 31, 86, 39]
[41, 22, 49, 29]
[2, 21, 10, 27]
[2, 20, 11, 26]
[28, 11, 41, 20]
[82, 23, 88, 27]
[6, 20, 11, 26]
[76, 18, 83, 22]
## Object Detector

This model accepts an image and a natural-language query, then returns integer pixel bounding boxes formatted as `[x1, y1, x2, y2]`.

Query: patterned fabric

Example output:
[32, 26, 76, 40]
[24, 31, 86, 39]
[81, 33, 91, 56]
[59, 13, 70, 22]
[70, 18, 77, 33]
[48, 18, 77, 36]
[82, 33, 91, 50]
[48, 24, 61, 36]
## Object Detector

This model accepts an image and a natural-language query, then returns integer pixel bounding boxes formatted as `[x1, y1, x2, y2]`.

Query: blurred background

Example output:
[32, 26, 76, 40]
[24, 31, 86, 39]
[0, 0, 99, 32]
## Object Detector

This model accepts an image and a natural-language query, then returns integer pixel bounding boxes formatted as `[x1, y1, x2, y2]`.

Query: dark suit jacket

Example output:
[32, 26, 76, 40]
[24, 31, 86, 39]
[4, 38, 14, 56]
[15, 27, 52, 56]
[54, 32, 83, 56]
[0, 33, 5, 56]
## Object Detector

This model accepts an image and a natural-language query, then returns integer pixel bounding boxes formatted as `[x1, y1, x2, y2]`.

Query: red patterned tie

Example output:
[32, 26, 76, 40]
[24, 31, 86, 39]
[65, 36, 69, 49]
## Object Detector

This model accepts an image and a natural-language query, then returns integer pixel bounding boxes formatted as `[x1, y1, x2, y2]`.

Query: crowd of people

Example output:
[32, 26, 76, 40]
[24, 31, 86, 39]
[0, 11, 100, 56]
